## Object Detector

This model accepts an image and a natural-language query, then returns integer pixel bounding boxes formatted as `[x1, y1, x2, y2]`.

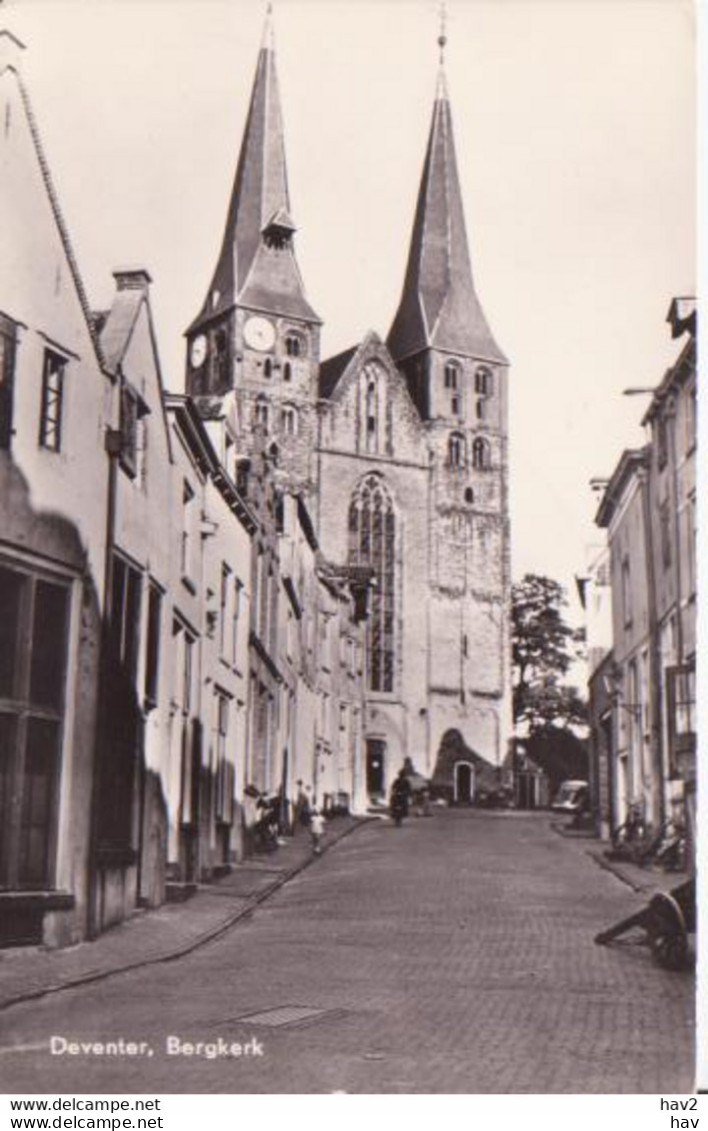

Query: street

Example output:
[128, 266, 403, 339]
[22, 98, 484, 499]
[0, 812, 694, 1094]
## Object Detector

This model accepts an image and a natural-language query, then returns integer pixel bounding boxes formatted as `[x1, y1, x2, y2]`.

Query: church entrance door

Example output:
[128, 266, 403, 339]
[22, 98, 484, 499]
[366, 739, 386, 799]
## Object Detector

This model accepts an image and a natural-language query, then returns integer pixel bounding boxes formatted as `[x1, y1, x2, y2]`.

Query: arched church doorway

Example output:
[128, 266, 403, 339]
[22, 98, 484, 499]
[366, 739, 386, 800]
[454, 761, 475, 805]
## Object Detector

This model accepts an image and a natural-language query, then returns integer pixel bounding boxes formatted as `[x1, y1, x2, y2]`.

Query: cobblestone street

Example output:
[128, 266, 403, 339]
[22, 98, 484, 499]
[0, 812, 694, 1094]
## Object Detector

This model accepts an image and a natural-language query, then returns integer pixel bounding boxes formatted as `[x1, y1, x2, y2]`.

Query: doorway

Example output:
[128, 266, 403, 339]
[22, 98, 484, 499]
[454, 761, 474, 805]
[366, 739, 386, 799]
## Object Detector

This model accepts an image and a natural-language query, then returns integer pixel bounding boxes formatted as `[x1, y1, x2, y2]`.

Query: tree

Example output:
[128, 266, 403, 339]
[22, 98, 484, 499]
[512, 573, 587, 734]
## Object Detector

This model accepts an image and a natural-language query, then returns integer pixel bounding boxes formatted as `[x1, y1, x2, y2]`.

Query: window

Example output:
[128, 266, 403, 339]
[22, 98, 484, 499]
[472, 437, 490, 470]
[366, 380, 377, 453]
[656, 415, 668, 470]
[444, 361, 460, 390]
[685, 383, 697, 453]
[0, 562, 70, 889]
[214, 692, 234, 824]
[476, 398, 486, 421]
[285, 332, 303, 358]
[283, 361, 292, 382]
[119, 385, 139, 478]
[263, 358, 272, 379]
[220, 563, 231, 657]
[144, 582, 162, 710]
[0, 313, 17, 449]
[181, 480, 196, 583]
[39, 349, 67, 452]
[448, 433, 464, 469]
[451, 394, 461, 416]
[686, 494, 696, 597]
[348, 474, 396, 693]
[232, 579, 243, 665]
[109, 555, 142, 684]
[666, 664, 696, 771]
[212, 327, 229, 389]
[660, 499, 672, 569]
[254, 398, 269, 432]
[465, 487, 474, 504]
[281, 405, 298, 437]
[621, 558, 632, 630]
[475, 367, 493, 397]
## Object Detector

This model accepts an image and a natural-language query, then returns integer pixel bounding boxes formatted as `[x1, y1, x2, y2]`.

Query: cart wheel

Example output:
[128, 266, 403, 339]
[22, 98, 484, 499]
[650, 929, 688, 971]
[648, 893, 688, 971]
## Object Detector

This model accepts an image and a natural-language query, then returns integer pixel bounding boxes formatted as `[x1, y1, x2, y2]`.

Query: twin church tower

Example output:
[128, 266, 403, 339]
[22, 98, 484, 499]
[184, 11, 512, 797]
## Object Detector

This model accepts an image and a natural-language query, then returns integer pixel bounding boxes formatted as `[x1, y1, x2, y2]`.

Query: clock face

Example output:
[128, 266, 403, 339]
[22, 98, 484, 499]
[244, 315, 275, 352]
[190, 334, 207, 369]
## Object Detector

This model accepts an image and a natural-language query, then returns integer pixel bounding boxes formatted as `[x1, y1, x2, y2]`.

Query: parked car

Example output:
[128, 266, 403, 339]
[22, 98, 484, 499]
[551, 780, 589, 814]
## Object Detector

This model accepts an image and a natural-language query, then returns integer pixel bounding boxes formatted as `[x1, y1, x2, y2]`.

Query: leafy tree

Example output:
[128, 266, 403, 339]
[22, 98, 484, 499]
[512, 573, 587, 734]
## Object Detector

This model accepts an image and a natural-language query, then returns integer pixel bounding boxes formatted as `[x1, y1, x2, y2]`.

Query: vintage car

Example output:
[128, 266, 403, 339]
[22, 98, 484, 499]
[551, 779, 589, 814]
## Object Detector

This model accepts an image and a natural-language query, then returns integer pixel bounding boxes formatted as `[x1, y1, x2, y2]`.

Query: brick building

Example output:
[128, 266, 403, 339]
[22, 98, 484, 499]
[184, 17, 512, 804]
[593, 300, 696, 859]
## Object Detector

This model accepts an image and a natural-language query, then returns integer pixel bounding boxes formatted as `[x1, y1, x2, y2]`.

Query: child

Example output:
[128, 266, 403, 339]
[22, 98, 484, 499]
[310, 807, 325, 855]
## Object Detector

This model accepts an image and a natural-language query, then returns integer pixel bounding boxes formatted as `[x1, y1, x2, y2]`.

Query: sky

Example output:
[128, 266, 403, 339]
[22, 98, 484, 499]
[6, 0, 696, 620]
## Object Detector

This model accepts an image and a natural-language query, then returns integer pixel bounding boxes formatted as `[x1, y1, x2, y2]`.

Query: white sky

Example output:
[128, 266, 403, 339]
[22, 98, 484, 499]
[7, 0, 696, 619]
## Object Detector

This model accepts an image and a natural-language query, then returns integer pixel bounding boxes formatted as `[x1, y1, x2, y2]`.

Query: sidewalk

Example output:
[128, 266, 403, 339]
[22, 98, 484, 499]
[0, 815, 367, 1014]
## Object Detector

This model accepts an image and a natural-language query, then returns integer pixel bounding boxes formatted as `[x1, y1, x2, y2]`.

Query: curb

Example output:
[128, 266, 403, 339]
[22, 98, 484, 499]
[0, 818, 370, 1015]
[587, 848, 651, 894]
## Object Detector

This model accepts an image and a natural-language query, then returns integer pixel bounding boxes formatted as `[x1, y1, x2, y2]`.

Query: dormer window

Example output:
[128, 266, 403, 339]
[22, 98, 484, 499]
[444, 360, 460, 390]
[475, 366, 493, 397]
[262, 208, 296, 250]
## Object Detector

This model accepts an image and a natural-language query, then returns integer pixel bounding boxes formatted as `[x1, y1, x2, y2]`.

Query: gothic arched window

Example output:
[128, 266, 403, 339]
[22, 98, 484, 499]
[348, 474, 395, 693]
[472, 437, 490, 470]
[449, 432, 465, 469]
[281, 404, 298, 437]
[254, 397, 269, 433]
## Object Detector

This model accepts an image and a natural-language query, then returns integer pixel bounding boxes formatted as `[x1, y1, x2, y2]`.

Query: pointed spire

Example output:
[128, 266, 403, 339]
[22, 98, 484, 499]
[189, 5, 319, 333]
[387, 25, 505, 365]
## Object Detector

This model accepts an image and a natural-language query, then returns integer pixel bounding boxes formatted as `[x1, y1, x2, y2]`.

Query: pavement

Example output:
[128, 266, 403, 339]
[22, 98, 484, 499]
[0, 810, 695, 1094]
[0, 814, 364, 1013]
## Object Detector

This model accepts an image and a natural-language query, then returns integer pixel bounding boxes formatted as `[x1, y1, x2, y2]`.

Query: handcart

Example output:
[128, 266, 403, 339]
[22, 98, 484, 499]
[594, 878, 695, 971]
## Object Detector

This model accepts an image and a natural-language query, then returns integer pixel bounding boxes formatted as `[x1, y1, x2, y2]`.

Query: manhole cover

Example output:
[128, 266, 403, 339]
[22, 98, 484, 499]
[228, 1005, 331, 1029]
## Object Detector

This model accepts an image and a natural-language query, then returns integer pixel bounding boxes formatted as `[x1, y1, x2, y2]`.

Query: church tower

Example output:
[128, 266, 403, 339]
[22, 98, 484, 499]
[185, 12, 321, 492]
[386, 38, 512, 783]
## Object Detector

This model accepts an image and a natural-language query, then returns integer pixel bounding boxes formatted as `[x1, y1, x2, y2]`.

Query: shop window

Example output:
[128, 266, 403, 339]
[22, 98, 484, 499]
[0, 562, 70, 889]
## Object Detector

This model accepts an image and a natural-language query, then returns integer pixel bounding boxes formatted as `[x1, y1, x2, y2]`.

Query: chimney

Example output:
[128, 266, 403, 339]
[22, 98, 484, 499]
[112, 267, 152, 293]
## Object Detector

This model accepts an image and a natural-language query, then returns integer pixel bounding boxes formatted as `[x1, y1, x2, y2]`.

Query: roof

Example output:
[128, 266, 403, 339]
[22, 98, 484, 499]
[387, 73, 506, 366]
[164, 394, 258, 535]
[318, 344, 358, 399]
[187, 24, 320, 334]
[594, 448, 649, 528]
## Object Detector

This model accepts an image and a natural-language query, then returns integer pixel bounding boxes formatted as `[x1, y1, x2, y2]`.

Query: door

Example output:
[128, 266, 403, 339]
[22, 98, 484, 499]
[455, 762, 473, 805]
[366, 739, 386, 799]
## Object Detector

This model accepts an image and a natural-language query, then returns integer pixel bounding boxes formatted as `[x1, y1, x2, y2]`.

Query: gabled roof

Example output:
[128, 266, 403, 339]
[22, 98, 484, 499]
[387, 70, 506, 365]
[1, 33, 106, 371]
[187, 17, 320, 334]
[318, 344, 358, 399]
[595, 448, 649, 528]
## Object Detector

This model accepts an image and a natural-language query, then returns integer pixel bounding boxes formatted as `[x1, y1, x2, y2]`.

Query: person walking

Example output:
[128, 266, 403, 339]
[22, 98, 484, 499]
[310, 807, 325, 855]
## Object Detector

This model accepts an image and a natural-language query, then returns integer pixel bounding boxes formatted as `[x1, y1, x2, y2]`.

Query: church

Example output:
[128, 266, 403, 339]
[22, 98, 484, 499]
[184, 12, 513, 805]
